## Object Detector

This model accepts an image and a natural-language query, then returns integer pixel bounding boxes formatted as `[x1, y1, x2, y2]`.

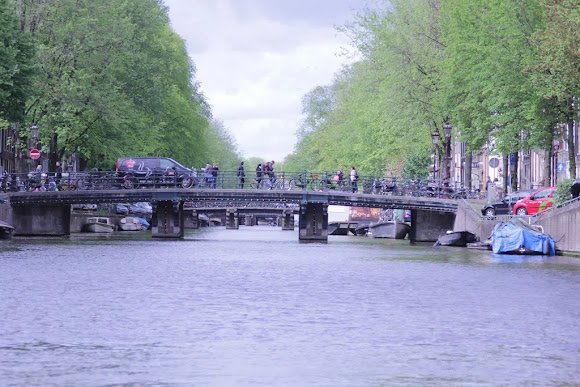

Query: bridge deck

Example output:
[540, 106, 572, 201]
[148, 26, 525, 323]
[6, 188, 458, 212]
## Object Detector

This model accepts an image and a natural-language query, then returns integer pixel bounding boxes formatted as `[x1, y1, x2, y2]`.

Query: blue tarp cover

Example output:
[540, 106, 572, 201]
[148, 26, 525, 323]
[491, 220, 556, 256]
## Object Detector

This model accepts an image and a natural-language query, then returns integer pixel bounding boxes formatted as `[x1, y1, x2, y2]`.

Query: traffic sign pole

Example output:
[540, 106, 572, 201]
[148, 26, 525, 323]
[29, 148, 41, 160]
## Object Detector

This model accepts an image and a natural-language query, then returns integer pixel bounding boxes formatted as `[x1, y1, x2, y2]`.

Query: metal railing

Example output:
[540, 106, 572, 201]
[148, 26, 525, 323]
[0, 169, 481, 199]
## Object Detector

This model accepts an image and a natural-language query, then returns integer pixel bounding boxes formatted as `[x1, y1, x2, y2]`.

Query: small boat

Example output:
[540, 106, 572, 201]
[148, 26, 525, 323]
[368, 221, 410, 239]
[434, 231, 479, 247]
[83, 217, 115, 233]
[354, 225, 369, 236]
[328, 221, 358, 236]
[0, 219, 15, 239]
[118, 216, 144, 231]
[490, 219, 556, 256]
[135, 217, 150, 230]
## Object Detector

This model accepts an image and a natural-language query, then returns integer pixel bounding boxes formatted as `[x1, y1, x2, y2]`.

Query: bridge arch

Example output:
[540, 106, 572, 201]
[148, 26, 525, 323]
[5, 188, 458, 241]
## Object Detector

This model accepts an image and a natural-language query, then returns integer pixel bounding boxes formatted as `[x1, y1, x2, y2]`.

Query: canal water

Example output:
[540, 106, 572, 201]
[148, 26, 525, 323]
[0, 226, 578, 386]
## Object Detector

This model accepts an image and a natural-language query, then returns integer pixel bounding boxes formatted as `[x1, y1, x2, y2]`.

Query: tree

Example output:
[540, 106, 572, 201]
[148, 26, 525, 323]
[15, 0, 236, 171]
[0, 0, 35, 125]
[286, 0, 444, 177]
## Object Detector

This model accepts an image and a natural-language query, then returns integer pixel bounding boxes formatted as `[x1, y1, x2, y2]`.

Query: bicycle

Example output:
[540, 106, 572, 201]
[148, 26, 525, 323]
[287, 171, 323, 191]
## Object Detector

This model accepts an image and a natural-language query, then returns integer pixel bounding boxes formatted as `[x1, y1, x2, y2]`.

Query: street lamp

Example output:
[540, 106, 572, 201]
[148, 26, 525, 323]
[442, 118, 453, 195]
[431, 128, 440, 183]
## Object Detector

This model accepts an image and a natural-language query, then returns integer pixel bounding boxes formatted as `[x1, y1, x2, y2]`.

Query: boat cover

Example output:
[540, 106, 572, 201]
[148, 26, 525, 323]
[490, 220, 555, 256]
[135, 217, 150, 229]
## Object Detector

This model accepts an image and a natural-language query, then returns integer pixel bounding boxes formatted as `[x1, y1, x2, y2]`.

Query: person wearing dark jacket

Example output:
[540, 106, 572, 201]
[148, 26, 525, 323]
[237, 162, 245, 189]
[255, 163, 263, 188]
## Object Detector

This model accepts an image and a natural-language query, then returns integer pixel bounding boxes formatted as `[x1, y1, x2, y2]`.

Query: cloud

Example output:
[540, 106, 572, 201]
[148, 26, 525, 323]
[164, 0, 363, 161]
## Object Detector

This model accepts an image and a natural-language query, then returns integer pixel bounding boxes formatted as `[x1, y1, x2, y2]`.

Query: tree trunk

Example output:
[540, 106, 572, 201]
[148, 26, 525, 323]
[502, 154, 509, 193]
[465, 151, 472, 191]
[567, 98, 576, 179]
[545, 148, 553, 186]
[49, 131, 58, 172]
[510, 152, 518, 192]
[544, 126, 555, 186]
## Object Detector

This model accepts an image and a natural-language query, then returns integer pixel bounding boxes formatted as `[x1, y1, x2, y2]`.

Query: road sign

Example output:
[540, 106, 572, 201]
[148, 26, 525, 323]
[489, 157, 499, 168]
[29, 148, 41, 160]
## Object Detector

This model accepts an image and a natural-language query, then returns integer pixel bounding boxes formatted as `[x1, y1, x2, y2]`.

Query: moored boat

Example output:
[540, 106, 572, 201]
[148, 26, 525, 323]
[0, 219, 15, 239]
[490, 219, 555, 256]
[368, 221, 410, 239]
[354, 225, 369, 236]
[83, 217, 115, 233]
[434, 231, 478, 247]
[328, 221, 358, 236]
[118, 216, 144, 231]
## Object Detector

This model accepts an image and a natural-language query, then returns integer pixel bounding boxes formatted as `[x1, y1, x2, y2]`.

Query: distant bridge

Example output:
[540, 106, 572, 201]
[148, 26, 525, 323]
[5, 188, 458, 242]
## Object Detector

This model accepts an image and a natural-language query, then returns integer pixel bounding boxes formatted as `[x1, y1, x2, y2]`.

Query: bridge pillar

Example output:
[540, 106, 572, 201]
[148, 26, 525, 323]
[409, 209, 455, 242]
[244, 215, 255, 226]
[151, 200, 184, 238]
[184, 209, 199, 229]
[12, 204, 71, 236]
[299, 203, 328, 242]
[226, 208, 239, 229]
[280, 209, 294, 230]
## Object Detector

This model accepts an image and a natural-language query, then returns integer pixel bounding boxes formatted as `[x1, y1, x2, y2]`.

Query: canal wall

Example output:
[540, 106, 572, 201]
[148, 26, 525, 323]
[454, 199, 580, 254]
[0, 200, 12, 225]
[453, 201, 508, 240]
[532, 199, 580, 254]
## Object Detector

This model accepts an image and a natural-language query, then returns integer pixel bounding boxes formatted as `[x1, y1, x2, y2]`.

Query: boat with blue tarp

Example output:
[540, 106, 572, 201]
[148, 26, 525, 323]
[490, 219, 556, 256]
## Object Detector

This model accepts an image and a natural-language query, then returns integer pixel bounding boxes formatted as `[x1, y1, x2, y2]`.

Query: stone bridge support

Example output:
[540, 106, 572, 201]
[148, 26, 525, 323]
[409, 209, 455, 242]
[243, 215, 255, 226]
[226, 208, 239, 229]
[280, 209, 294, 230]
[12, 204, 71, 236]
[184, 209, 199, 229]
[151, 200, 184, 238]
[299, 202, 328, 242]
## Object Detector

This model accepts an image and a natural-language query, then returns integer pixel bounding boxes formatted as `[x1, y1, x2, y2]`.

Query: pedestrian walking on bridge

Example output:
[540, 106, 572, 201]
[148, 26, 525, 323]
[237, 162, 245, 189]
[350, 166, 359, 193]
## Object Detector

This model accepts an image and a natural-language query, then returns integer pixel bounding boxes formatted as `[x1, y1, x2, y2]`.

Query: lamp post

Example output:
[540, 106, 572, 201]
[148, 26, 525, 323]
[442, 118, 453, 196]
[431, 128, 440, 184]
[30, 124, 41, 169]
[30, 124, 39, 148]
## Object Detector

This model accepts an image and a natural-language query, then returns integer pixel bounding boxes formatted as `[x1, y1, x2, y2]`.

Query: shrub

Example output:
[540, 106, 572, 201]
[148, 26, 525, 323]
[555, 179, 574, 205]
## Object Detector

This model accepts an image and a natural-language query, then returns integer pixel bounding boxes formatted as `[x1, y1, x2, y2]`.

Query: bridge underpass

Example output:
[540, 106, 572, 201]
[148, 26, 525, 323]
[5, 188, 458, 242]
[183, 206, 298, 230]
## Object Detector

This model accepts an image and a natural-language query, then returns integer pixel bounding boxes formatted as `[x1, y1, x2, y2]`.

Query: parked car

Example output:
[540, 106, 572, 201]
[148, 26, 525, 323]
[128, 202, 153, 216]
[512, 186, 556, 215]
[115, 203, 129, 215]
[481, 189, 533, 216]
[115, 157, 197, 188]
[72, 203, 98, 211]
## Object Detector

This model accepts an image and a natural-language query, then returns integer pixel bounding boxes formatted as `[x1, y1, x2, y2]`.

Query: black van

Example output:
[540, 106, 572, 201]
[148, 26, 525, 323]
[115, 157, 197, 188]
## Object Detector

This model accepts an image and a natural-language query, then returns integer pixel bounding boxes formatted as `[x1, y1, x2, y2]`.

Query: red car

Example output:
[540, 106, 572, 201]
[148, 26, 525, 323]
[512, 186, 556, 215]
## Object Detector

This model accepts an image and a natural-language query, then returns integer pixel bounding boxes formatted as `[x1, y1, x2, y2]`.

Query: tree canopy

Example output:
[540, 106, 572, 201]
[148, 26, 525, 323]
[285, 0, 579, 180]
[1, 0, 239, 170]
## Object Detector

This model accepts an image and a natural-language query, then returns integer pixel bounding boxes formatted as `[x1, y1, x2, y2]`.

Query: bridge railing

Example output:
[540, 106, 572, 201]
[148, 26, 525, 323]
[1, 169, 479, 199]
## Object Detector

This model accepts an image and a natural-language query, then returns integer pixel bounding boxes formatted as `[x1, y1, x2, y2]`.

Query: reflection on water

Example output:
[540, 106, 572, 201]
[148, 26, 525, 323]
[0, 226, 579, 386]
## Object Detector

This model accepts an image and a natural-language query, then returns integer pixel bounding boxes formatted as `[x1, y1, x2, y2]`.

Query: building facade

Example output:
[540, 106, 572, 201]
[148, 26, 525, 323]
[450, 121, 579, 194]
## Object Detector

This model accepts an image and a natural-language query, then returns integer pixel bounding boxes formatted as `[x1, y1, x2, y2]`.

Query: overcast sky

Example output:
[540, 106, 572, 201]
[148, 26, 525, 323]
[164, 0, 368, 162]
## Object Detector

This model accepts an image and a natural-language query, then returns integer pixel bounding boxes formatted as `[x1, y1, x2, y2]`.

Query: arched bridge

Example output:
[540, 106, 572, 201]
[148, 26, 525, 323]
[5, 188, 459, 242]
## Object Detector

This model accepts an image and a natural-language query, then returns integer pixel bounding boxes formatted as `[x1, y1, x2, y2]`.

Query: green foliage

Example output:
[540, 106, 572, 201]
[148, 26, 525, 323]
[285, 0, 443, 176]
[401, 151, 431, 179]
[0, 0, 36, 123]
[555, 178, 574, 205]
[287, 0, 578, 181]
[8, 0, 238, 170]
